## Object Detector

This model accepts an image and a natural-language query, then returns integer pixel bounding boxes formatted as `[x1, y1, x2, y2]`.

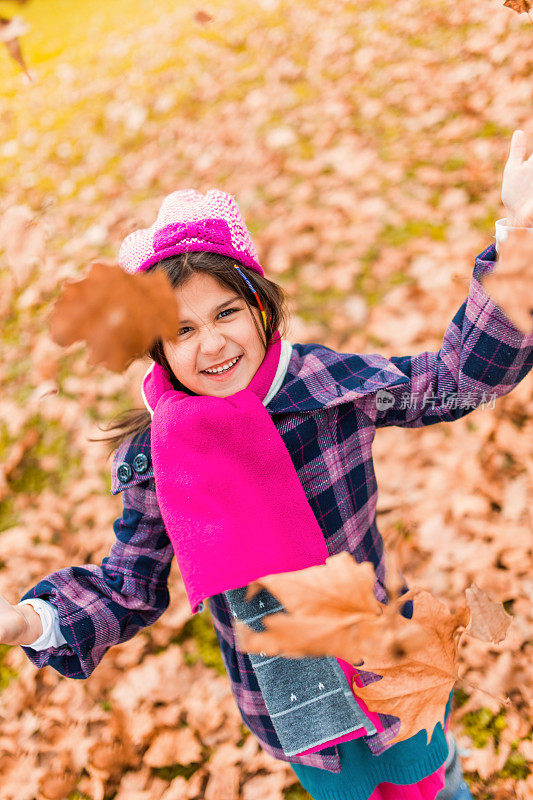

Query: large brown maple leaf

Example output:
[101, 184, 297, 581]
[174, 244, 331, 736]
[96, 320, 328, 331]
[355, 591, 470, 746]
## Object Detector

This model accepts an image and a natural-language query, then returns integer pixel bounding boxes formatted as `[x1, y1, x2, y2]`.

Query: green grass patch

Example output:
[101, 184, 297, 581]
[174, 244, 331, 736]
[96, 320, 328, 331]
[6, 415, 82, 498]
[477, 121, 514, 139]
[461, 707, 507, 749]
[164, 606, 226, 675]
[236, 723, 250, 747]
[381, 220, 448, 247]
[393, 520, 413, 541]
[500, 748, 529, 780]
[442, 155, 467, 172]
[0, 497, 21, 534]
[284, 783, 313, 800]
[453, 687, 470, 708]
[152, 760, 203, 782]
[0, 644, 18, 692]
[471, 207, 500, 234]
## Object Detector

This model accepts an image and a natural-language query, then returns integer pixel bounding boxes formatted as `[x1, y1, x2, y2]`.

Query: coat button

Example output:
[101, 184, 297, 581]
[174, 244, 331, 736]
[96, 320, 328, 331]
[117, 462, 133, 482]
[132, 453, 149, 474]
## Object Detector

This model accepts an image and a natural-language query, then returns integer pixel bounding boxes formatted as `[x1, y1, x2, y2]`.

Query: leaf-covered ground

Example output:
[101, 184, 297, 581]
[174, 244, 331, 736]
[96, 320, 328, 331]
[0, 0, 532, 798]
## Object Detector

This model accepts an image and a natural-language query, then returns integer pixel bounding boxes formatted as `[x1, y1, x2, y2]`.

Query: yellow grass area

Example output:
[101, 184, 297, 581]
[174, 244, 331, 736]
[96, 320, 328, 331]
[1, 0, 198, 77]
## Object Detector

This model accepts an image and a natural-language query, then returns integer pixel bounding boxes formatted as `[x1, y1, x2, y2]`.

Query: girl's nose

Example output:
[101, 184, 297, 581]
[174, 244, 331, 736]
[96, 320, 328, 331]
[198, 324, 226, 353]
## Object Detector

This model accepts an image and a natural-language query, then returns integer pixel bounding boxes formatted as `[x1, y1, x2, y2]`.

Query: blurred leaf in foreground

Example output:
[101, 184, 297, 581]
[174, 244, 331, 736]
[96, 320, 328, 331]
[48, 261, 179, 372]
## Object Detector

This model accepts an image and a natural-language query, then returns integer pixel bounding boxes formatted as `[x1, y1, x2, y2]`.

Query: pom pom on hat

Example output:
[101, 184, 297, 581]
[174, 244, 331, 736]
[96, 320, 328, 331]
[118, 188, 264, 276]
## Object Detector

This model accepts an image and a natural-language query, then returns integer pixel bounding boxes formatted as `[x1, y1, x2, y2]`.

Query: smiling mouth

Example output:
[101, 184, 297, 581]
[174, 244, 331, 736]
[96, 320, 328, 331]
[201, 354, 243, 376]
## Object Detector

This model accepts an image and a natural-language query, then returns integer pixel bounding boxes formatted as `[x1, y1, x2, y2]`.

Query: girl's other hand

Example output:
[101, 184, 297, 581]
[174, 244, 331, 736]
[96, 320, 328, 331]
[501, 129, 533, 227]
[0, 595, 43, 646]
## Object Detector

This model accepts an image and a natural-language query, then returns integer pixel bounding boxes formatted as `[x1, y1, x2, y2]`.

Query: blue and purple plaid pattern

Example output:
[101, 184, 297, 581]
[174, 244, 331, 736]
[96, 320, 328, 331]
[20, 243, 533, 772]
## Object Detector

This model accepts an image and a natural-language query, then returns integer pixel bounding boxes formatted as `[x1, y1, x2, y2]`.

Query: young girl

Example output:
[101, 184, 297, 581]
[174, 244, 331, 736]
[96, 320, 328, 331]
[3, 131, 533, 800]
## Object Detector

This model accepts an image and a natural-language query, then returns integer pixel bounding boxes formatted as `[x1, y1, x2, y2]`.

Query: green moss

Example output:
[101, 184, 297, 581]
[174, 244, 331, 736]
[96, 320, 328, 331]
[367, 333, 387, 348]
[0, 312, 21, 345]
[500, 749, 530, 780]
[461, 707, 530, 783]
[461, 707, 507, 749]
[0, 644, 18, 692]
[298, 139, 315, 160]
[471, 205, 500, 235]
[360, 244, 381, 268]
[381, 219, 447, 247]
[0, 496, 20, 533]
[442, 155, 467, 172]
[283, 783, 313, 800]
[152, 761, 203, 782]
[389, 271, 411, 287]
[453, 688, 469, 708]
[478, 121, 513, 139]
[166, 606, 225, 675]
[236, 723, 250, 747]
[8, 415, 82, 496]
[394, 520, 413, 541]
[428, 190, 443, 209]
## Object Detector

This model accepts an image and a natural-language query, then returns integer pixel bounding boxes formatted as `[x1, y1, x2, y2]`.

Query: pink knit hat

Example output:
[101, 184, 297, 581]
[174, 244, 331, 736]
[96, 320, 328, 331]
[118, 188, 264, 276]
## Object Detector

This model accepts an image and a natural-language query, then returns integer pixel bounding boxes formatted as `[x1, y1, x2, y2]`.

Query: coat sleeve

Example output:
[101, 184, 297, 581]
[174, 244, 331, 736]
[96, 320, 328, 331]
[18, 450, 173, 679]
[374, 242, 533, 428]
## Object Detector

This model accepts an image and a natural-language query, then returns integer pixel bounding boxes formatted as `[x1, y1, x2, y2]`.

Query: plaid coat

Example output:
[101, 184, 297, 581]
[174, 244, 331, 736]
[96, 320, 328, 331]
[20, 243, 533, 772]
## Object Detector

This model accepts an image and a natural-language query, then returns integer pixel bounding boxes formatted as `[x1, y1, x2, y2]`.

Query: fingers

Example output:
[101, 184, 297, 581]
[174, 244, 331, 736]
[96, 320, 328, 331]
[507, 129, 527, 165]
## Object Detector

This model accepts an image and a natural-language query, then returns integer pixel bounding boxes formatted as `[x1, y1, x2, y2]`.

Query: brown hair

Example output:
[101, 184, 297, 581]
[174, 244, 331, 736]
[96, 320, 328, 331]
[91, 251, 290, 457]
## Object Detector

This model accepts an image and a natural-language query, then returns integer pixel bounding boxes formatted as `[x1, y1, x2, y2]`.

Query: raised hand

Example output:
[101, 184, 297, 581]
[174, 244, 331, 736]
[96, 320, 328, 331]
[0, 595, 42, 646]
[501, 129, 533, 227]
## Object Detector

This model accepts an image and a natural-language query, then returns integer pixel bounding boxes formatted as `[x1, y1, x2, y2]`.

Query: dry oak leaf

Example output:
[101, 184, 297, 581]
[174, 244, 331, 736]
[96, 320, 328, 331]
[0, 16, 31, 80]
[355, 591, 470, 747]
[204, 764, 240, 800]
[38, 751, 78, 800]
[465, 583, 513, 644]
[48, 261, 179, 372]
[195, 10, 213, 24]
[482, 227, 533, 333]
[503, 0, 532, 12]
[0, 204, 48, 283]
[143, 727, 202, 768]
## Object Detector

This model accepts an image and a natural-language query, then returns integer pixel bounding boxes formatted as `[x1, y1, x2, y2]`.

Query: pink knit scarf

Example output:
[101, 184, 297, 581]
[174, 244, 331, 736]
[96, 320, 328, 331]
[142, 331, 330, 613]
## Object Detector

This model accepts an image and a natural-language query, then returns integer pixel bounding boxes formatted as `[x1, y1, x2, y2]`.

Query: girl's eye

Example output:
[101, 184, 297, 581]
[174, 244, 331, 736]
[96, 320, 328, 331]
[217, 307, 239, 320]
[177, 307, 240, 336]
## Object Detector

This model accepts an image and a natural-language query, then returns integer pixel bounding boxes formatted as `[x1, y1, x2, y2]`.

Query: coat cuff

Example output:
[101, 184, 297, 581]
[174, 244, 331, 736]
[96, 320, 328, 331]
[495, 218, 533, 256]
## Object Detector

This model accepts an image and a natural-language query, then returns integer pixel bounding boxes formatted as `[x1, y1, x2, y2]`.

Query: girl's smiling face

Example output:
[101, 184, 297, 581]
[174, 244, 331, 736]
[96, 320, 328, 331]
[162, 271, 266, 397]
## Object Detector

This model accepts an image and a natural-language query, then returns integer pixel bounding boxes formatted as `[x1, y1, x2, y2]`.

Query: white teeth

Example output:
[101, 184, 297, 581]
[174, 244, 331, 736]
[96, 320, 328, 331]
[203, 356, 240, 374]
